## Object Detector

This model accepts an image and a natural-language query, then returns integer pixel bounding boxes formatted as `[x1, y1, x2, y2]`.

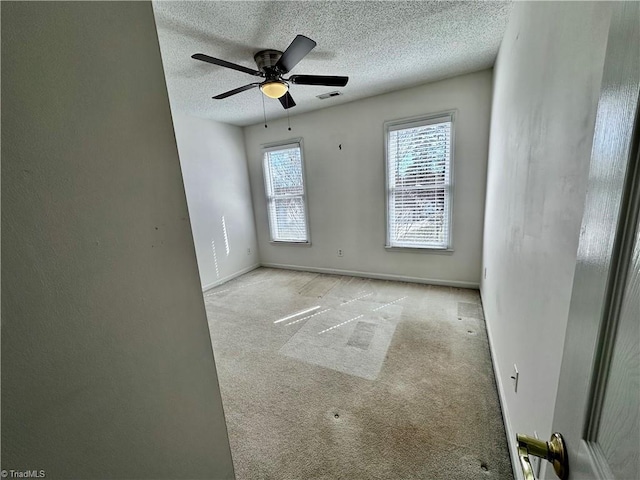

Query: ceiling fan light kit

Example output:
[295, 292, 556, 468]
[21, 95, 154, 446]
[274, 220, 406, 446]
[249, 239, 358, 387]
[191, 34, 349, 110]
[260, 81, 288, 99]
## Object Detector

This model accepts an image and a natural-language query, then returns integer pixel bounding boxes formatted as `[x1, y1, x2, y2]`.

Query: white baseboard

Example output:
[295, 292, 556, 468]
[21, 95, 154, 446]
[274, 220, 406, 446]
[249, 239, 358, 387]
[479, 288, 521, 480]
[201, 263, 260, 293]
[260, 263, 479, 289]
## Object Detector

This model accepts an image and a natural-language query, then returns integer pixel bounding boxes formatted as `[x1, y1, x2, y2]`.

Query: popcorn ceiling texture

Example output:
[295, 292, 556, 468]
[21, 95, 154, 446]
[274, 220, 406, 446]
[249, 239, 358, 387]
[152, 1, 511, 126]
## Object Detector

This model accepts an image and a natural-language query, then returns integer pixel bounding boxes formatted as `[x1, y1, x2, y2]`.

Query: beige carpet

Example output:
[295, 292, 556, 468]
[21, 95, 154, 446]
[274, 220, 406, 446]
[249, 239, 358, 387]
[204, 268, 513, 480]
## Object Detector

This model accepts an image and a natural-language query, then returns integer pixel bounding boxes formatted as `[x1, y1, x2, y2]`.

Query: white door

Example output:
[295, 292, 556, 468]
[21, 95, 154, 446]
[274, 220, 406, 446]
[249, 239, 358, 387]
[516, 3, 640, 480]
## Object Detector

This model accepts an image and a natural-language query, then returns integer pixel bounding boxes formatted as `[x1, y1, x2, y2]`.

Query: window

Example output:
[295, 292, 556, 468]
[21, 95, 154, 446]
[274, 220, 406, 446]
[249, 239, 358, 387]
[263, 141, 310, 243]
[385, 112, 454, 250]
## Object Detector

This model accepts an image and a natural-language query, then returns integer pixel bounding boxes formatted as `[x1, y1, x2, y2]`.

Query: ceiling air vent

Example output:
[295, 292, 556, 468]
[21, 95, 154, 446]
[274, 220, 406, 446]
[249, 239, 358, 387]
[316, 91, 343, 100]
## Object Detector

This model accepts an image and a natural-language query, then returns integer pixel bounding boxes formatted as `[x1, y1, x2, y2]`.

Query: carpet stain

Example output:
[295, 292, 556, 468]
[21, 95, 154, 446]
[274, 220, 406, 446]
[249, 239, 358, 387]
[346, 321, 376, 350]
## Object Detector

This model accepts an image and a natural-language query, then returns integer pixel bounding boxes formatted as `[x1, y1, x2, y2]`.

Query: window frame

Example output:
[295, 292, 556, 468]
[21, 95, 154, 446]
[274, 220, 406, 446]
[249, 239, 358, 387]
[384, 111, 456, 252]
[262, 139, 311, 245]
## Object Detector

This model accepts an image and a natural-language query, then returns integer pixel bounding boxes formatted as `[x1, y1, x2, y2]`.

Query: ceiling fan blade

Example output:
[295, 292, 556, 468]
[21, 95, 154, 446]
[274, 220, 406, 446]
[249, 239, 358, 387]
[213, 83, 260, 99]
[288, 75, 349, 87]
[192, 53, 262, 77]
[275, 35, 317, 74]
[279, 91, 296, 110]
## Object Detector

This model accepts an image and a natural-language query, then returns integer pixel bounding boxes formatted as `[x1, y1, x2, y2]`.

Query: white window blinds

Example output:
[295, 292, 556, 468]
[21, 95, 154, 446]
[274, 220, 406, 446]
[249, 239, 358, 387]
[386, 113, 453, 249]
[263, 143, 309, 243]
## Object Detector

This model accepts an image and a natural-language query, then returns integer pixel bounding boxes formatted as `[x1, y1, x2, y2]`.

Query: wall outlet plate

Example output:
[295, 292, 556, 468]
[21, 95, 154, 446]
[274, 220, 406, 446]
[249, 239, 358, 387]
[247, 247, 251, 255]
[337, 249, 344, 257]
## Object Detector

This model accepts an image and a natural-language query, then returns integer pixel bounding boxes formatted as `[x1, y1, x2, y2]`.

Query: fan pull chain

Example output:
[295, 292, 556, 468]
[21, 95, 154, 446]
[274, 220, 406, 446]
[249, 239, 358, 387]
[287, 108, 291, 131]
[262, 93, 268, 128]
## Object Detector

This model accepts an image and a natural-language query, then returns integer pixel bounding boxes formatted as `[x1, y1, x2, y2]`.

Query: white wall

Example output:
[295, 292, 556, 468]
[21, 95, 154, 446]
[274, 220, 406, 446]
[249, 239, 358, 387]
[173, 113, 259, 290]
[244, 70, 493, 288]
[1, 3, 234, 478]
[481, 1, 611, 473]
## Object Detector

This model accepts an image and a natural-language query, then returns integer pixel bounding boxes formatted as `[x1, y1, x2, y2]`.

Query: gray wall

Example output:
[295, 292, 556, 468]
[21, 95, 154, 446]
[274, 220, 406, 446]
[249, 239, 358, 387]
[173, 113, 259, 290]
[481, 1, 611, 471]
[244, 70, 493, 288]
[1, 2, 235, 478]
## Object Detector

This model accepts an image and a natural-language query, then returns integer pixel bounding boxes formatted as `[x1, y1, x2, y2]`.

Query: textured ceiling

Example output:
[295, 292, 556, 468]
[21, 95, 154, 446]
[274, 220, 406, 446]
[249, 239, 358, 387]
[152, 1, 511, 127]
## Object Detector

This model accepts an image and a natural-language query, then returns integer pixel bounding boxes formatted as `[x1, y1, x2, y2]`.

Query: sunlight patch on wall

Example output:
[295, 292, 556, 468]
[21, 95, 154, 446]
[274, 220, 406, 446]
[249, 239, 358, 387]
[211, 240, 220, 278]
[222, 216, 230, 256]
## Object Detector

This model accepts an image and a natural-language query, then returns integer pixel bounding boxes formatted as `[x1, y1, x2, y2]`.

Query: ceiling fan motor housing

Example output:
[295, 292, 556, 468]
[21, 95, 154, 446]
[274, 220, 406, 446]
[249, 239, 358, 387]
[254, 50, 284, 77]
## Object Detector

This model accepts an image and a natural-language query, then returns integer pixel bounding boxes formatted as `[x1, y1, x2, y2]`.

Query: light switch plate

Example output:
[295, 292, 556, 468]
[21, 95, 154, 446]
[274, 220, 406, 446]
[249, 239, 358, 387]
[511, 364, 519, 393]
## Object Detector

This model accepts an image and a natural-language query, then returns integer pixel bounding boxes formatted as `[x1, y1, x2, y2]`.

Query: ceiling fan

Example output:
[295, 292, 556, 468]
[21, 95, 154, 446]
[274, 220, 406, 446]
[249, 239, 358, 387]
[191, 35, 349, 110]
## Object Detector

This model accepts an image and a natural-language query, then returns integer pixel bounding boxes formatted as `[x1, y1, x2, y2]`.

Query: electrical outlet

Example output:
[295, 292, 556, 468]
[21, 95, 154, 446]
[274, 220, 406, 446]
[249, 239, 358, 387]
[510, 364, 519, 393]
[247, 247, 251, 255]
[337, 249, 344, 257]
[530, 431, 542, 477]
[484, 267, 487, 279]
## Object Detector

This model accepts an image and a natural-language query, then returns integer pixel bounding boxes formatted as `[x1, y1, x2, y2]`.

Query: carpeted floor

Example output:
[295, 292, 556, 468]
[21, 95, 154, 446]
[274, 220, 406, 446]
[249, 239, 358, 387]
[203, 268, 513, 480]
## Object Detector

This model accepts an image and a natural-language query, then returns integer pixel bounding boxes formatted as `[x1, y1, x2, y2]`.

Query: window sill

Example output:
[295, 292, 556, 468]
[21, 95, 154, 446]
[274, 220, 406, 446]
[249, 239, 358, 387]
[270, 241, 312, 247]
[384, 246, 454, 255]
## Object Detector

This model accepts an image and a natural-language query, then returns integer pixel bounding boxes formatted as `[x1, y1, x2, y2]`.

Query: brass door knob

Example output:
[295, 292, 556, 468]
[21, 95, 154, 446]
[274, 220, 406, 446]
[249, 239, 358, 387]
[516, 432, 568, 480]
